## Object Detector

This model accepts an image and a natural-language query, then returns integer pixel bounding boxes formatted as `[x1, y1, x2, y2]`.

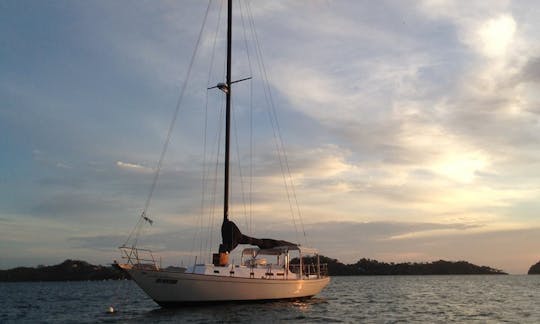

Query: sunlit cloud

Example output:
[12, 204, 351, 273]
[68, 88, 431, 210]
[476, 15, 516, 58]
[434, 151, 487, 183]
[115, 160, 154, 173]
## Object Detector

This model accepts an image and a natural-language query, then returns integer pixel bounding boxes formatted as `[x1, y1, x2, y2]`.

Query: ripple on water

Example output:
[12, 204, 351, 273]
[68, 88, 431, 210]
[1, 276, 540, 323]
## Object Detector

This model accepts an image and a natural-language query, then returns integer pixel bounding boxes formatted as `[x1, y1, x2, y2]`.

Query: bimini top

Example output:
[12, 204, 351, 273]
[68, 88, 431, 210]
[241, 245, 320, 257]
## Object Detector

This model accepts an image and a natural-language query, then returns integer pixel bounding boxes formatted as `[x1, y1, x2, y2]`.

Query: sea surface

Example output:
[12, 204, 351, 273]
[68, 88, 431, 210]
[1, 275, 540, 323]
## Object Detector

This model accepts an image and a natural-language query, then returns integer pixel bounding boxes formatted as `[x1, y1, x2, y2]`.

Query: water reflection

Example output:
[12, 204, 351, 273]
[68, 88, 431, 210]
[3, 276, 540, 323]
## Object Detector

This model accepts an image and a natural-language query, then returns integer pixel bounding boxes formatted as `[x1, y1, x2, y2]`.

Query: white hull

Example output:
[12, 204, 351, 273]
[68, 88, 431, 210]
[125, 267, 330, 305]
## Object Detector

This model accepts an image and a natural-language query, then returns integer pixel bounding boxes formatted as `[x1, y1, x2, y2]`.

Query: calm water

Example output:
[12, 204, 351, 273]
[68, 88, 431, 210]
[1, 276, 540, 323]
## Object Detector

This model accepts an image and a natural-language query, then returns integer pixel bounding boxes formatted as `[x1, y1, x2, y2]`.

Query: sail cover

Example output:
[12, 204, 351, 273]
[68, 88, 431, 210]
[220, 219, 297, 253]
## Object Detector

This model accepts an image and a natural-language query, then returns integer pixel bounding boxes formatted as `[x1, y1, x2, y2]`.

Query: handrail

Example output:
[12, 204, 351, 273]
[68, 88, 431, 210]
[119, 246, 159, 270]
[289, 263, 328, 278]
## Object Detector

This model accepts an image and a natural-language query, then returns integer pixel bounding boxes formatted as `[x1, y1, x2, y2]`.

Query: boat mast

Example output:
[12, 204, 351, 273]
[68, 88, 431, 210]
[224, 0, 232, 223]
[216, 0, 251, 256]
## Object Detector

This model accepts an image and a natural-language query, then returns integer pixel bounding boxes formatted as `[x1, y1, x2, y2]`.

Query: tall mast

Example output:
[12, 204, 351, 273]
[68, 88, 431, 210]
[223, 0, 232, 223]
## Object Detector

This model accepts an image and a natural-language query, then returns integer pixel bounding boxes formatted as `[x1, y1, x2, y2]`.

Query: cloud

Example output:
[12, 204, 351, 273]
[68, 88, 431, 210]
[31, 150, 72, 170]
[30, 193, 122, 220]
[55, 162, 72, 169]
[475, 14, 516, 58]
[516, 56, 540, 84]
[67, 220, 476, 264]
[116, 160, 154, 173]
[2, 0, 540, 274]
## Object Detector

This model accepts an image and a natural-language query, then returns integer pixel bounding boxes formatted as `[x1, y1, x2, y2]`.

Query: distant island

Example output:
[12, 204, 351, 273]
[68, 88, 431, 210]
[312, 256, 507, 275]
[528, 261, 540, 274]
[0, 256, 507, 282]
[0, 259, 127, 282]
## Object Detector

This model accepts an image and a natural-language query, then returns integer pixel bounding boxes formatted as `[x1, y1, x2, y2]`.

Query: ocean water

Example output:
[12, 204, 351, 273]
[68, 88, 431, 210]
[1, 275, 540, 323]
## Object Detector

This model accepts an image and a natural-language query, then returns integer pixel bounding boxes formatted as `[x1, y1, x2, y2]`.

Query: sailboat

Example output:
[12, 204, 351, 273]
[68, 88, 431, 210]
[115, 0, 330, 305]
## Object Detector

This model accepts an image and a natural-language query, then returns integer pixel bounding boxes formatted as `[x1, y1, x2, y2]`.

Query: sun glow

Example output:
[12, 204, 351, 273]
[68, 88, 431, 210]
[435, 152, 487, 183]
[476, 14, 516, 58]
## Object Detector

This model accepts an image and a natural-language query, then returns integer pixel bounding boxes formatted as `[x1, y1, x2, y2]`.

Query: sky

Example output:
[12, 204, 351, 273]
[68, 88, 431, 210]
[1, 0, 540, 274]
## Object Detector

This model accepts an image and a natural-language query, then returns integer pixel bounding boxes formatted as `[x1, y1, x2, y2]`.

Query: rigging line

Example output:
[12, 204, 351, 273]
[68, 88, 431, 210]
[231, 98, 249, 230]
[245, 3, 298, 240]
[246, 2, 308, 245]
[247, 2, 305, 238]
[247, 4, 298, 241]
[205, 1, 227, 260]
[239, 0, 254, 235]
[193, 0, 223, 265]
[207, 1, 228, 260]
[207, 99, 225, 261]
[195, 73, 210, 265]
[122, 216, 144, 248]
[249, 80, 253, 235]
[125, 0, 213, 248]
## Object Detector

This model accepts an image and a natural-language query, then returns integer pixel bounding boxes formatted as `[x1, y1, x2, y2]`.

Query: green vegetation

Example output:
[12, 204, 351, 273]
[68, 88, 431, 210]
[296, 256, 507, 275]
[528, 261, 540, 274]
[0, 259, 127, 282]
